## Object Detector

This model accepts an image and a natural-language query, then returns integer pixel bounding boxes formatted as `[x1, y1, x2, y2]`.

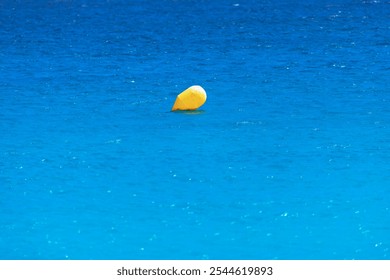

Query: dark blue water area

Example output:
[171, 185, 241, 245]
[1, 0, 390, 259]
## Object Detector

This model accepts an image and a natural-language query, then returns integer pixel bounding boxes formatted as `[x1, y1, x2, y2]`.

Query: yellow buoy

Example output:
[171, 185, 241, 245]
[171, 85, 207, 111]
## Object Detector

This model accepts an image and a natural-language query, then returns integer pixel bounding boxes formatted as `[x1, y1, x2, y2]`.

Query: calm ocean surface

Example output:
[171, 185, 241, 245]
[1, 0, 389, 259]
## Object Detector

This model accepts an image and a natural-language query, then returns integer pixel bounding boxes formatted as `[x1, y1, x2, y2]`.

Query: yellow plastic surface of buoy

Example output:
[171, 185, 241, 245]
[171, 85, 207, 111]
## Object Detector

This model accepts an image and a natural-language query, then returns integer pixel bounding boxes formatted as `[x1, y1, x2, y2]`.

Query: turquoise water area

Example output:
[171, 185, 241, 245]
[1, 0, 389, 259]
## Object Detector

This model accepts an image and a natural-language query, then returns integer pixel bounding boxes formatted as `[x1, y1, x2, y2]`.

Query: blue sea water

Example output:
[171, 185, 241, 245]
[1, 0, 390, 260]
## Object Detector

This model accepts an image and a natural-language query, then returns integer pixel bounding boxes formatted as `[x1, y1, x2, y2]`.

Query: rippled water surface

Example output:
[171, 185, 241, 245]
[1, 0, 389, 259]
